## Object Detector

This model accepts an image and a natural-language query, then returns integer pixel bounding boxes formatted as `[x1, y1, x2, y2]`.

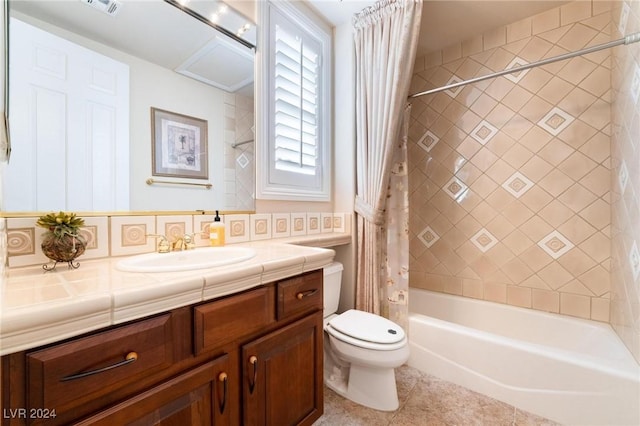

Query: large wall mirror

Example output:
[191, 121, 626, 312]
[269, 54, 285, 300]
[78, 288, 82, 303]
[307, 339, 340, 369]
[3, 0, 256, 214]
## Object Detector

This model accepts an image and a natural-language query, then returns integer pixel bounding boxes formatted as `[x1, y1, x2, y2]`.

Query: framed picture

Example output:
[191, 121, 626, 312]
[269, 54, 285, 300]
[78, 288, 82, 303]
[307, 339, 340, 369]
[151, 107, 209, 179]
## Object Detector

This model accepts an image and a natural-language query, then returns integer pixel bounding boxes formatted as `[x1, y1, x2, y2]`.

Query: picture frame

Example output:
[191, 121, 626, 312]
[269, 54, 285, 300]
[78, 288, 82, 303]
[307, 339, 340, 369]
[151, 107, 209, 179]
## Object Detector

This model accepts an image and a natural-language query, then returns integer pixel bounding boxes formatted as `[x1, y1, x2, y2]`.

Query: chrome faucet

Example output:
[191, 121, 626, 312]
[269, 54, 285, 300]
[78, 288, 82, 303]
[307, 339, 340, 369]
[146, 234, 170, 253]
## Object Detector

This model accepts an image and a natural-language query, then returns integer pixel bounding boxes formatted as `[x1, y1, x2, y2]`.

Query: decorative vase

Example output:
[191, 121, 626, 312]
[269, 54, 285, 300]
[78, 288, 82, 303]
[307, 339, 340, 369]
[41, 233, 86, 271]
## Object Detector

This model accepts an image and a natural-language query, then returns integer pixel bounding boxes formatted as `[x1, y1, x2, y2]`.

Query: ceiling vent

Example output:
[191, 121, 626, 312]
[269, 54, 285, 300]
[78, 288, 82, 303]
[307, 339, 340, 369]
[80, 0, 122, 17]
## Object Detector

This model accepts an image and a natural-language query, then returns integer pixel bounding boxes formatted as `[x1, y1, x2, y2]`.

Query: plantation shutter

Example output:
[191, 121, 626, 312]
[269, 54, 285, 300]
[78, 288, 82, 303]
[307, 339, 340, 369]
[260, 1, 330, 200]
[274, 24, 319, 175]
[269, 7, 323, 188]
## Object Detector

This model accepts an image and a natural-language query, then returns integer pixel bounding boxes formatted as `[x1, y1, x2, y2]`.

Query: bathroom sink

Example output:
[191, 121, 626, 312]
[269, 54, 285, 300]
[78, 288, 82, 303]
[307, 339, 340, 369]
[116, 246, 257, 272]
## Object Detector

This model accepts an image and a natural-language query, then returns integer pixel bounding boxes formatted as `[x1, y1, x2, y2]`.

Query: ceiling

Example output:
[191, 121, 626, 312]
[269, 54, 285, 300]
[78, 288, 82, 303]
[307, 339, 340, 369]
[307, 0, 571, 57]
[11, 0, 256, 96]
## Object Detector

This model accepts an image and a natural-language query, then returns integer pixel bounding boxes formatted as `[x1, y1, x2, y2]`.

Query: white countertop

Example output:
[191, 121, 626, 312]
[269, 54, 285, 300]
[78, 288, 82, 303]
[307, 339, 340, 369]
[0, 234, 349, 356]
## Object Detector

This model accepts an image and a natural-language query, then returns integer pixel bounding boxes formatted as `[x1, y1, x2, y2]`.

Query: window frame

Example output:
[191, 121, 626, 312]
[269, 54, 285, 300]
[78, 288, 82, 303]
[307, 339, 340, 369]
[256, 0, 332, 201]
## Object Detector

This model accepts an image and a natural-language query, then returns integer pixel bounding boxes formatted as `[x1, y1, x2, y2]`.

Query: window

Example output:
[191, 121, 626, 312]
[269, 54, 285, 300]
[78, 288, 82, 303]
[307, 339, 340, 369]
[257, 1, 331, 201]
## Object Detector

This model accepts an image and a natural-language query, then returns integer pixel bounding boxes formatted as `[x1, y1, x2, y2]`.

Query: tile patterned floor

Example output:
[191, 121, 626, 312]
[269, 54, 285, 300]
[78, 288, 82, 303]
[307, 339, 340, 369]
[314, 365, 558, 426]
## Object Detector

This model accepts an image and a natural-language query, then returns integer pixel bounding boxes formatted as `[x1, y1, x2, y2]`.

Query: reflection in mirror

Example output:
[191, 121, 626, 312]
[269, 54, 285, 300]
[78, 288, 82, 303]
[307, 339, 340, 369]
[4, 0, 255, 213]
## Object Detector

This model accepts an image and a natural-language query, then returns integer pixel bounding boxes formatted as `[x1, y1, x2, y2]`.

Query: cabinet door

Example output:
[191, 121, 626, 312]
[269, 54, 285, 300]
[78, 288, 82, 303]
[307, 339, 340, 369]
[242, 313, 323, 426]
[75, 355, 232, 426]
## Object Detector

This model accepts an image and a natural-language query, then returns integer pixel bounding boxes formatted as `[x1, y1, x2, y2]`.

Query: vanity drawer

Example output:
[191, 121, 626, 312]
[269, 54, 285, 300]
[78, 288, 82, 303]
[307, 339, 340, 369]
[194, 285, 276, 355]
[277, 270, 323, 320]
[26, 313, 175, 421]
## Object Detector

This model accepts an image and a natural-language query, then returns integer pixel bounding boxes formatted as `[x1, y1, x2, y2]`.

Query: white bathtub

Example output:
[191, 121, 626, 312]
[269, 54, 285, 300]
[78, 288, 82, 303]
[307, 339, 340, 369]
[407, 289, 640, 426]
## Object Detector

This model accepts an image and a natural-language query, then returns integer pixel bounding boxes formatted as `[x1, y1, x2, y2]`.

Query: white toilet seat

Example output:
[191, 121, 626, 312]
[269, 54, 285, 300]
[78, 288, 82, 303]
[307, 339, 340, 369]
[325, 309, 408, 351]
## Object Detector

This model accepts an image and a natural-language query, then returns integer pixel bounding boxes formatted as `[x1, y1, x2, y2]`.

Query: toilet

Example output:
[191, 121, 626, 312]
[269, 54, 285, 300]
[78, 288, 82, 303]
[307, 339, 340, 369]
[323, 262, 410, 411]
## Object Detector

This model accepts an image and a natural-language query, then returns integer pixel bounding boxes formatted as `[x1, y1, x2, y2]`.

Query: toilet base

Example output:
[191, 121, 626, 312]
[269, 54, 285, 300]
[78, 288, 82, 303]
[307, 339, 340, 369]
[325, 363, 400, 412]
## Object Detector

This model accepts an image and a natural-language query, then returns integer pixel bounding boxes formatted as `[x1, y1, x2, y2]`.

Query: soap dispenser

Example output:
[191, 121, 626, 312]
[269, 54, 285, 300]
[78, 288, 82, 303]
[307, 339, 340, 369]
[209, 211, 225, 247]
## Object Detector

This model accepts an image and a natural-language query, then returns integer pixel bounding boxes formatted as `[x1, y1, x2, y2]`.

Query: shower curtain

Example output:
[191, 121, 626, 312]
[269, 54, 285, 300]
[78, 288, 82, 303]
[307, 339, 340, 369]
[353, 0, 422, 330]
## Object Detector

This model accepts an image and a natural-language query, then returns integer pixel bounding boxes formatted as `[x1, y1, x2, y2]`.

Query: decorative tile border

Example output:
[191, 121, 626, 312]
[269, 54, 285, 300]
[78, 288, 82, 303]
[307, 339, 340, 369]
[193, 214, 216, 247]
[321, 213, 333, 233]
[291, 213, 307, 236]
[250, 214, 272, 241]
[7, 227, 35, 256]
[332, 213, 346, 233]
[80, 217, 109, 259]
[111, 216, 156, 256]
[157, 215, 193, 245]
[226, 214, 250, 244]
[272, 213, 291, 238]
[7, 218, 49, 268]
[4, 211, 353, 267]
[307, 213, 321, 235]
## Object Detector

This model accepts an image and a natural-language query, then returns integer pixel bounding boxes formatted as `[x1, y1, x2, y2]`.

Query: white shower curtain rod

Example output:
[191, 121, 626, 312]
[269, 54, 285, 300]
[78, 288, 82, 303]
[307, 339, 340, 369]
[408, 32, 640, 99]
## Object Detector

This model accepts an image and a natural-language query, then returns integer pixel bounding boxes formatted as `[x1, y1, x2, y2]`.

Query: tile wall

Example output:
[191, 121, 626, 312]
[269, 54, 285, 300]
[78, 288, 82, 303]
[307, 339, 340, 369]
[4, 212, 351, 268]
[611, 0, 640, 362]
[408, 1, 613, 321]
[224, 93, 255, 211]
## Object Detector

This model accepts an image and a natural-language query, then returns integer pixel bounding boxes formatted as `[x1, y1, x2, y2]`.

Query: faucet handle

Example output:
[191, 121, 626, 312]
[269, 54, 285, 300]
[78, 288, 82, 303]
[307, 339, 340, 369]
[146, 234, 170, 253]
[183, 233, 196, 250]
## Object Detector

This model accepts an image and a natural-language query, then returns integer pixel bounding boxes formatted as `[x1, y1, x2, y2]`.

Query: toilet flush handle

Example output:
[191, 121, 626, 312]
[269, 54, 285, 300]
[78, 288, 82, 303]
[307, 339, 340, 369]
[296, 289, 318, 300]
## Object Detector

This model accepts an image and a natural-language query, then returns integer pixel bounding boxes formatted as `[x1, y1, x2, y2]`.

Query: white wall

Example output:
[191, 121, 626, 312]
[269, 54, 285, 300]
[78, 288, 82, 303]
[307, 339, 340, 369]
[333, 21, 357, 312]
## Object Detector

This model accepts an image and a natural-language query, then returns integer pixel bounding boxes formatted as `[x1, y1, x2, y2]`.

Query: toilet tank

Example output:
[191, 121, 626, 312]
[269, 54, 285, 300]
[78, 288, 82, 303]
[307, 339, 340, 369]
[323, 262, 343, 316]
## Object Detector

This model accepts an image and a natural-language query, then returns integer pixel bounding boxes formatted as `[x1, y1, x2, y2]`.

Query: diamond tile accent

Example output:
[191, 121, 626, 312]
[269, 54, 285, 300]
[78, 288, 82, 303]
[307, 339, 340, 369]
[418, 226, 440, 248]
[630, 241, 640, 282]
[237, 153, 249, 168]
[443, 177, 469, 201]
[502, 172, 533, 198]
[417, 130, 440, 152]
[538, 231, 574, 259]
[470, 120, 498, 145]
[504, 57, 530, 84]
[444, 75, 464, 98]
[631, 63, 640, 105]
[618, 160, 629, 194]
[537, 107, 575, 136]
[470, 228, 498, 253]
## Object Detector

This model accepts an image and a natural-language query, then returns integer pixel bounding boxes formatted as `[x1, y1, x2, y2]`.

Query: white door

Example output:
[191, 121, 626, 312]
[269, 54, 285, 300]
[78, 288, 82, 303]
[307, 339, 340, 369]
[6, 17, 129, 212]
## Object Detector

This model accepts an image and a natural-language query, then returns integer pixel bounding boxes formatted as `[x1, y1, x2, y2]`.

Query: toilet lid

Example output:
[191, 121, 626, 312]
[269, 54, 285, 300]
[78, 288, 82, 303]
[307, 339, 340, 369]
[327, 309, 405, 344]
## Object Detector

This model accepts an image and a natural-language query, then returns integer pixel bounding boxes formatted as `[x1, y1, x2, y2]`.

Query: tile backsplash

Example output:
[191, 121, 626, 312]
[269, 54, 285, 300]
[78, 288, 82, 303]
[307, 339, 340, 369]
[409, 1, 613, 322]
[5, 212, 351, 268]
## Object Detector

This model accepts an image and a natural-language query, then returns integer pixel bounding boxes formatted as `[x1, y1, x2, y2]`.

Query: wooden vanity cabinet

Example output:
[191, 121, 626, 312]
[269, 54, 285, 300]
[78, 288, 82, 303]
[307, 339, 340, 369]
[1, 269, 324, 426]
[242, 313, 323, 426]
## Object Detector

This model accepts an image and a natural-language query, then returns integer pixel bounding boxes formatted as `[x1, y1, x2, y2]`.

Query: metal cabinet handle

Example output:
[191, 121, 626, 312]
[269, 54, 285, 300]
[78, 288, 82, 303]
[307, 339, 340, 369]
[248, 355, 258, 394]
[60, 351, 138, 382]
[296, 289, 318, 300]
[218, 372, 228, 414]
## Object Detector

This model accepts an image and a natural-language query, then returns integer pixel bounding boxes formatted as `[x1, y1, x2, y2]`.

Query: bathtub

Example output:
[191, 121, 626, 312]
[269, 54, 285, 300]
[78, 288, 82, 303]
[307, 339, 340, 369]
[407, 289, 640, 426]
